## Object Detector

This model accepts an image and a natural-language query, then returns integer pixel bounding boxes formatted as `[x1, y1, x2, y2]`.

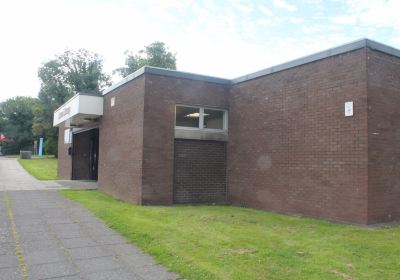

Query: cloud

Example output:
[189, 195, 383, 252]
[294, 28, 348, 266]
[230, 0, 254, 14]
[272, 0, 297, 12]
[259, 5, 273, 17]
[330, 0, 400, 26]
[1, 0, 399, 102]
[329, 14, 358, 25]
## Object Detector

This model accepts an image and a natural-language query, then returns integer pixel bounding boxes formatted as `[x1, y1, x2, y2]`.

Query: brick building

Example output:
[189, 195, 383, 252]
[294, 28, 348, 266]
[54, 39, 400, 225]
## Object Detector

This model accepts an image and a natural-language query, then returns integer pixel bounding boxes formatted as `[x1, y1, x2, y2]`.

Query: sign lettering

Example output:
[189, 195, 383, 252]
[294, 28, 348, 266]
[58, 107, 71, 119]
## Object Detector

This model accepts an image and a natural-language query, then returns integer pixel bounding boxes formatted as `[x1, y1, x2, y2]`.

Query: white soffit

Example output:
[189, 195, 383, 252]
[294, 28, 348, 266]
[53, 94, 103, 127]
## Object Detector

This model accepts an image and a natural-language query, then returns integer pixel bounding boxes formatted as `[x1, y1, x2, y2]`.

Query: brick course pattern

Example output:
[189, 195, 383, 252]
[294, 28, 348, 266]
[228, 49, 369, 224]
[173, 139, 227, 204]
[97, 76, 145, 204]
[367, 49, 400, 223]
[141, 74, 230, 204]
[57, 123, 72, 179]
[56, 45, 400, 224]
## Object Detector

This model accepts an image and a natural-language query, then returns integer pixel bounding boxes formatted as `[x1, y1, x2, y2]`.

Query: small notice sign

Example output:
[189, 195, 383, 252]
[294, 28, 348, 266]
[345, 101, 353, 117]
[64, 129, 72, 144]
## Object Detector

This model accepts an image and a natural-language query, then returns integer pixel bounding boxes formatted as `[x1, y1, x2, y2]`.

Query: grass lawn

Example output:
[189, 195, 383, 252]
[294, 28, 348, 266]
[60, 190, 400, 280]
[18, 156, 60, 180]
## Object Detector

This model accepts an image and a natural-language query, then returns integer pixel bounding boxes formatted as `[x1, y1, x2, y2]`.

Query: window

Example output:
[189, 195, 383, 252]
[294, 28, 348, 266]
[203, 109, 224, 129]
[175, 105, 227, 130]
[176, 106, 200, 128]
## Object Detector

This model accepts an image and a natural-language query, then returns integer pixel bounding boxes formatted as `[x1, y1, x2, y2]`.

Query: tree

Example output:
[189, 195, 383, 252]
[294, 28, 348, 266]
[114, 41, 177, 78]
[33, 49, 111, 156]
[0, 97, 38, 155]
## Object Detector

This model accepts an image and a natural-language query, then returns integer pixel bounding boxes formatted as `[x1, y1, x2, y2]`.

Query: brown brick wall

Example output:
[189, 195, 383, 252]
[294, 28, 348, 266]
[141, 74, 230, 204]
[56, 46, 400, 224]
[367, 49, 400, 223]
[97, 77, 145, 204]
[173, 139, 227, 203]
[228, 49, 369, 224]
[57, 123, 72, 179]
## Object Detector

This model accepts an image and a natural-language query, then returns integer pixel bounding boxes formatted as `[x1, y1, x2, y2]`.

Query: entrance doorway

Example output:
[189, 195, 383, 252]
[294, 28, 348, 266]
[72, 128, 99, 180]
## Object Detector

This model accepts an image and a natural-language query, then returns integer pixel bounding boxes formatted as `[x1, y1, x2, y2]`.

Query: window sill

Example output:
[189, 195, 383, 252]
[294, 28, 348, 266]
[174, 127, 228, 142]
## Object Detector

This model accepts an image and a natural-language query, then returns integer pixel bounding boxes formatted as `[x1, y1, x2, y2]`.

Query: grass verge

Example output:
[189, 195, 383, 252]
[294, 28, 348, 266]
[18, 156, 60, 180]
[59, 190, 400, 280]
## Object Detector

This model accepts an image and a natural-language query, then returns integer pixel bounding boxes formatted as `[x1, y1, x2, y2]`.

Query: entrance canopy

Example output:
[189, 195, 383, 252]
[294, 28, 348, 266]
[53, 93, 103, 127]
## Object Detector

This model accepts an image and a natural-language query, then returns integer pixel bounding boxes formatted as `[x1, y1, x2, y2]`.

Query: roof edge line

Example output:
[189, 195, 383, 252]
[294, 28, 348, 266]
[103, 66, 231, 95]
[232, 38, 369, 84]
[103, 67, 146, 95]
[102, 38, 400, 94]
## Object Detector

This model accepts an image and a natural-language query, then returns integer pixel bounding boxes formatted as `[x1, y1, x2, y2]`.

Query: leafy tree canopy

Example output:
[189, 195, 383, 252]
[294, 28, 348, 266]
[33, 49, 111, 156]
[114, 41, 176, 78]
[0, 96, 38, 154]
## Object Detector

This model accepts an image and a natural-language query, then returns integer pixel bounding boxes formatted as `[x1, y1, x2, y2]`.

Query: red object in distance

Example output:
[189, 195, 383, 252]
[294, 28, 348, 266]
[0, 132, 14, 142]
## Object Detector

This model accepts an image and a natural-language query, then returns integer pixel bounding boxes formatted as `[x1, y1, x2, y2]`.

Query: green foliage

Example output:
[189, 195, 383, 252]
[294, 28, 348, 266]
[61, 190, 400, 280]
[18, 157, 60, 180]
[38, 49, 111, 95]
[0, 96, 38, 155]
[33, 49, 111, 156]
[44, 137, 58, 157]
[114, 41, 176, 78]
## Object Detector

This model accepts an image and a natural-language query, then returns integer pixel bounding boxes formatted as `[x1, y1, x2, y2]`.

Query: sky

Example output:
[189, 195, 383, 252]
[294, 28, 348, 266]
[0, 0, 399, 102]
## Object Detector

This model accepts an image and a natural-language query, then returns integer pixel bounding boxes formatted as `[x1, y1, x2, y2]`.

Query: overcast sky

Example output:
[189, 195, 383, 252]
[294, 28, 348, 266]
[0, 0, 399, 102]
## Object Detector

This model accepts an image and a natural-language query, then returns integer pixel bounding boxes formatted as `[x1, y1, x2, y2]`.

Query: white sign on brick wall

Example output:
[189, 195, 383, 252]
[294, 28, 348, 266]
[345, 101, 353, 117]
[64, 129, 72, 144]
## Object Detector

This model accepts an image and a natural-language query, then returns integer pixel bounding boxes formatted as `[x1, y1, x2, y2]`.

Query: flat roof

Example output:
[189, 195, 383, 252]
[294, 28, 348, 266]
[103, 38, 400, 95]
[103, 67, 231, 95]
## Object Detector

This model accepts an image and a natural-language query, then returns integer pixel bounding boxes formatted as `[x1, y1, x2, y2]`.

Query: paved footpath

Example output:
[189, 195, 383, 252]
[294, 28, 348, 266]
[0, 158, 178, 280]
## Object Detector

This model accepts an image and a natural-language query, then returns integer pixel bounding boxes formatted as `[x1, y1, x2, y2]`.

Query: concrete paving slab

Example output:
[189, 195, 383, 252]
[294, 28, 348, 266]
[117, 253, 156, 268]
[0, 267, 22, 280]
[53, 228, 87, 239]
[59, 237, 98, 249]
[19, 231, 57, 242]
[136, 265, 178, 280]
[92, 234, 127, 245]
[13, 218, 44, 227]
[0, 254, 19, 268]
[74, 256, 122, 273]
[0, 242, 15, 255]
[66, 246, 111, 260]
[45, 218, 76, 225]
[0, 158, 64, 191]
[83, 268, 138, 280]
[17, 224, 47, 234]
[24, 249, 68, 266]
[0, 232, 15, 243]
[50, 224, 82, 233]
[28, 261, 78, 280]
[46, 276, 83, 280]
[0, 157, 178, 279]
[21, 239, 60, 252]
[102, 243, 142, 256]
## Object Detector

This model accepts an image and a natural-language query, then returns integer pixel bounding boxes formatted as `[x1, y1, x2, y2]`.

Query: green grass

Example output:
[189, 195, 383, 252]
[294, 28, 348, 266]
[60, 190, 400, 280]
[18, 156, 60, 180]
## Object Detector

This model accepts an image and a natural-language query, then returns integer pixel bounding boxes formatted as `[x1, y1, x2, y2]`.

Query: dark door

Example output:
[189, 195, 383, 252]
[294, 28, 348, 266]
[72, 128, 99, 180]
[89, 129, 99, 180]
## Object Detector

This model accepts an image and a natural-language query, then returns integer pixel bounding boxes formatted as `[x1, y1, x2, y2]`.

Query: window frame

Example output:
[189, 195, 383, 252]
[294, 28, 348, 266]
[175, 105, 228, 131]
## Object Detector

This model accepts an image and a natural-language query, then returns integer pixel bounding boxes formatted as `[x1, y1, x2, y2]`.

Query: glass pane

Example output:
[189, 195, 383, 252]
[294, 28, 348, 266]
[204, 109, 224, 129]
[176, 106, 200, 128]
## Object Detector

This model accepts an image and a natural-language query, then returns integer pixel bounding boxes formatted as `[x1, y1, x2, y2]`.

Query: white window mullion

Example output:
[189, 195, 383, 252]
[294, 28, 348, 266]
[199, 107, 204, 129]
[223, 110, 228, 130]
